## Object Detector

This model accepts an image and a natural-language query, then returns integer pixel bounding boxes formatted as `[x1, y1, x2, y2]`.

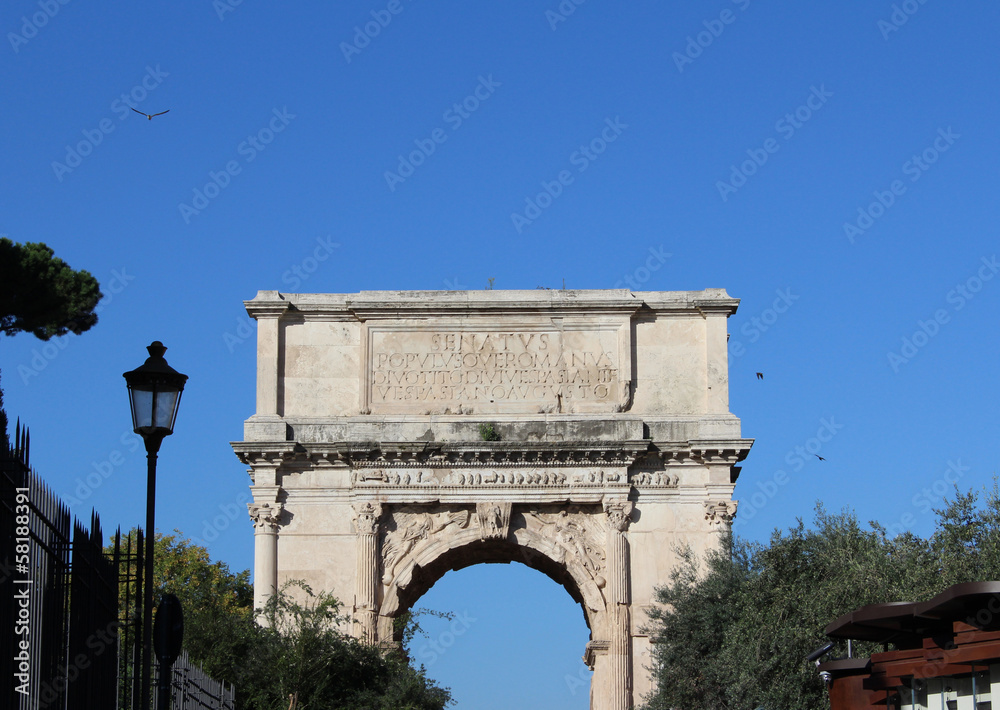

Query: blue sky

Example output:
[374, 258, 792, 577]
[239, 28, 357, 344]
[2, 1, 999, 707]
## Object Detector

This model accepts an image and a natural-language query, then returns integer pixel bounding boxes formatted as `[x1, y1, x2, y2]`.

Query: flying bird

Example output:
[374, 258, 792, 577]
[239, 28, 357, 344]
[815, 455, 826, 461]
[132, 108, 170, 120]
[756, 372, 764, 380]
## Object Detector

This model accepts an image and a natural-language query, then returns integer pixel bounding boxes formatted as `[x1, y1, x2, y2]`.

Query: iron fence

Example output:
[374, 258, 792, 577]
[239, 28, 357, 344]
[2, 424, 234, 710]
[157, 650, 236, 710]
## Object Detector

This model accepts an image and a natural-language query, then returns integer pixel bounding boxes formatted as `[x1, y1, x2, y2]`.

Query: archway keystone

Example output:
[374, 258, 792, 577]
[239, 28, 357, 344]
[233, 289, 752, 709]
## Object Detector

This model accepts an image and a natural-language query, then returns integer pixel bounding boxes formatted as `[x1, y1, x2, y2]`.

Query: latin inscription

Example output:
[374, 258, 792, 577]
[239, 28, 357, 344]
[368, 330, 622, 409]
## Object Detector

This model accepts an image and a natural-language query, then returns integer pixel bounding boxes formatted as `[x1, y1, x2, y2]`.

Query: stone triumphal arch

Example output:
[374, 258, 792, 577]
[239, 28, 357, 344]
[231, 289, 751, 709]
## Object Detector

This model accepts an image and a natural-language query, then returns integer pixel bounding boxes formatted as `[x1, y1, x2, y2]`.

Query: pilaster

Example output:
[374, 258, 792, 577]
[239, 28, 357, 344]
[245, 291, 289, 439]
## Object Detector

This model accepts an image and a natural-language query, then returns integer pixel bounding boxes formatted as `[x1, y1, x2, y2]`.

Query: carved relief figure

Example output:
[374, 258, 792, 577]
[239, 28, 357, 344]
[568, 469, 625, 485]
[355, 469, 388, 484]
[381, 508, 471, 584]
[631, 471, 679, 486]
[525, 508, 605, 579]
[475, 501, 512, 540]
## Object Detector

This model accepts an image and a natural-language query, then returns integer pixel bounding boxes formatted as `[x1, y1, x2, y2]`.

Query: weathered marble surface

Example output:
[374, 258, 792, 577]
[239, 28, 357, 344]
[232, 289, 752, 710]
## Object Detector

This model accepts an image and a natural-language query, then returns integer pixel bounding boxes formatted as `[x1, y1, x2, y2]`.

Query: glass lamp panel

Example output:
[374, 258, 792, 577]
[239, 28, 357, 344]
[130, 388, 154, 430]
[153, 389, 180, 431]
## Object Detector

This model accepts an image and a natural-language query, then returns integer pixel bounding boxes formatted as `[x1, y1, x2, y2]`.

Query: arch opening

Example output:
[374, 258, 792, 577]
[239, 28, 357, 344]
[406, 562, 595, 709]
[377, 512, 610, 648]
[385, 536, 595, 644]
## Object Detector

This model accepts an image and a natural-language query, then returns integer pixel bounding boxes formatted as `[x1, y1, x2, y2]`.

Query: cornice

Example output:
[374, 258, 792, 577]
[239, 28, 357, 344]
[231, 441, 298, 466]
[243, 290, 291, 319]
[231, 437, 753, 468]
[240, 289, 742, 321]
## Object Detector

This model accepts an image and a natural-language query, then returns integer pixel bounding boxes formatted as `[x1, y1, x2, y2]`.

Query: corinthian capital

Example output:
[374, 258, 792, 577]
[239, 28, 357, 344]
[353, 501, 383, 535]
[604, 500, 634, 532]
[704, 500, 738, 527]
[248, 502, 283, 532]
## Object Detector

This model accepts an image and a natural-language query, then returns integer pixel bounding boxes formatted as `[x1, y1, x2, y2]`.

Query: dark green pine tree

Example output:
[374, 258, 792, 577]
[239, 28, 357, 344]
[0, 237, 102, 340]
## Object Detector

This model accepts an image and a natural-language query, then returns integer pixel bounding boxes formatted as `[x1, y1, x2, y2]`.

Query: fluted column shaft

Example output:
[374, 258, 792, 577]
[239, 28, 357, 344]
[353, 502, 382, 644]
[605, 500, 634, 710]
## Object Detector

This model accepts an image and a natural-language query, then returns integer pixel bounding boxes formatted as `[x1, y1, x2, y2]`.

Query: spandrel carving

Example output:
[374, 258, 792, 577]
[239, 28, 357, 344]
[524, 507, 606, 579]
[381, 507, 471, 584]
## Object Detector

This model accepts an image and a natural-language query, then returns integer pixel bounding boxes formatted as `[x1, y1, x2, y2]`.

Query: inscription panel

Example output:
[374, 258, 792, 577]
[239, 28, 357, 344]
[364, 325, 630, 414]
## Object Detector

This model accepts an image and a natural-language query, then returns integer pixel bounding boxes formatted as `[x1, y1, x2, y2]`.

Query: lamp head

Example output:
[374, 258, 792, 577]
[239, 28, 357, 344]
[123, 341, 188, 448]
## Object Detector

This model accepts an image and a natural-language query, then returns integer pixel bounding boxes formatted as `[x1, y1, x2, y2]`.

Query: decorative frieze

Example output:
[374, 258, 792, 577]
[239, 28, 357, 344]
[233, 440, 752, 479]
[629, 471, 679, 487]
[352, 467, 631, 488]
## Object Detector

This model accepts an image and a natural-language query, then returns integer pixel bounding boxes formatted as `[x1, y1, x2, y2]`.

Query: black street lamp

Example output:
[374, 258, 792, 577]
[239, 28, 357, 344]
[123, 341, 187, 710]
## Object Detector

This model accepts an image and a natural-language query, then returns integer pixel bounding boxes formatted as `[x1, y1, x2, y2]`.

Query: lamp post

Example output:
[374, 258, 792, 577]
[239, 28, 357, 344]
[124, 341, 187, 710]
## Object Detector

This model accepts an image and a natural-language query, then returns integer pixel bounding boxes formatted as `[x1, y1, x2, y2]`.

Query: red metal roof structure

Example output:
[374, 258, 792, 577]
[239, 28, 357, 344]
[819, 582, 1000, 709]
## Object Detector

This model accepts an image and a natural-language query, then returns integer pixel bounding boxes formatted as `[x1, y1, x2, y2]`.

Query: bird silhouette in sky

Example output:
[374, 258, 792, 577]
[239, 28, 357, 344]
[756, 372, 764, 380]
[815, 455, 826, 461]
[131, 108, 170, 120]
